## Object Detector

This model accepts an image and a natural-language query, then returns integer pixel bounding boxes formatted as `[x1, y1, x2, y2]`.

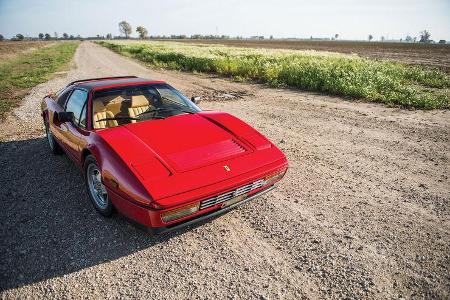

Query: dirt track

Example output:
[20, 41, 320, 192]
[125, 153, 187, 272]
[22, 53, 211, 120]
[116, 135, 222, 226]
[1, 42, 449, 299]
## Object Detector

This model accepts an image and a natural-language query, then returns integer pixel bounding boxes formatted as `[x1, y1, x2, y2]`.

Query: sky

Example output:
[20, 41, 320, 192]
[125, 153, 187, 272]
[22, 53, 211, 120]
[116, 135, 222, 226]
[0, 0, 449, 40]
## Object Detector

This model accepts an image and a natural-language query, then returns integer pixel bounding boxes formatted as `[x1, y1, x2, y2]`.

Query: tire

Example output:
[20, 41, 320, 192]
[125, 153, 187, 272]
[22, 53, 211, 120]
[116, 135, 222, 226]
[44, 118, 62, 154]
[84, 155, 114, 216]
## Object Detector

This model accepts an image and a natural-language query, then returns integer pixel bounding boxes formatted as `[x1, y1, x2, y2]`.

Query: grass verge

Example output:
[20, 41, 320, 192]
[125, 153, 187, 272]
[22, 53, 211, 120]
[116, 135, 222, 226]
[0, 42, 79, 119]
[98, 41, 449, 109]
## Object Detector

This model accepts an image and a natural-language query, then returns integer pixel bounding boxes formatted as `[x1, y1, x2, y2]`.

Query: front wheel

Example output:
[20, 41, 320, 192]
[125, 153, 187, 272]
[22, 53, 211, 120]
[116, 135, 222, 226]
[84, 155, 114, 216]
[44, 119, 62, 154]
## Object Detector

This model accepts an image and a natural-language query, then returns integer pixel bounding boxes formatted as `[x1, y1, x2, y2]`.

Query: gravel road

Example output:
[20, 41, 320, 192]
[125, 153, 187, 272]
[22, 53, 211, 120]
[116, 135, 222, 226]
[1, 42, 449, 299]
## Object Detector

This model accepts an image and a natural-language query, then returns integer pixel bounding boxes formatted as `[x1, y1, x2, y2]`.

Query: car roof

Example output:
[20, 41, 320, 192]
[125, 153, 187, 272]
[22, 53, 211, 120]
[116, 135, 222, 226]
[71, 76, 165, 90]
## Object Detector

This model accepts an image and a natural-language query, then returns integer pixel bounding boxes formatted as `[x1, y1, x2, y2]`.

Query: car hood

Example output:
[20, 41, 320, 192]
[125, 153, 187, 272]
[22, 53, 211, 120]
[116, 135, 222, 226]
[124, 113, 249, 172]
[97, 112, 282, 201]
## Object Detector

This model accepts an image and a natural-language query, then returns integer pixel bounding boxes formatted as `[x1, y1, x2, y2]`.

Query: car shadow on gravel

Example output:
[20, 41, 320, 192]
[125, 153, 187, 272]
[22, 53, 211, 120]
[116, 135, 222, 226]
[0, 137, 187, 292]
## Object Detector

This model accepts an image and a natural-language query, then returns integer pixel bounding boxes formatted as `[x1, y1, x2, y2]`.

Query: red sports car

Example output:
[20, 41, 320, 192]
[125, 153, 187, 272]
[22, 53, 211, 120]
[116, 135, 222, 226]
[41, 76, 288, 233]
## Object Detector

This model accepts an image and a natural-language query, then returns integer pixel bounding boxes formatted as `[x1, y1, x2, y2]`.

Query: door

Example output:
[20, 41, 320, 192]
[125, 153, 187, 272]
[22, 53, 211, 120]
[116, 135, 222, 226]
[56, 89, 88, 163]
[50, 87, 73, 143]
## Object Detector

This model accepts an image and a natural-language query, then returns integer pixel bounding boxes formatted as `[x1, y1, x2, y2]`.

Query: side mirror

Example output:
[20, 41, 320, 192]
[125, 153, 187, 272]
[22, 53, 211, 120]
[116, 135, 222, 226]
[56, 111, 74, 123]
[191, 96, 201, 104]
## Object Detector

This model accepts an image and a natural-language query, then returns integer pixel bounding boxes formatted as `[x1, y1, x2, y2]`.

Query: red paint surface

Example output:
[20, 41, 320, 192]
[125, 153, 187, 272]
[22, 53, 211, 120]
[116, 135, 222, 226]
[41, 78, 288, 230]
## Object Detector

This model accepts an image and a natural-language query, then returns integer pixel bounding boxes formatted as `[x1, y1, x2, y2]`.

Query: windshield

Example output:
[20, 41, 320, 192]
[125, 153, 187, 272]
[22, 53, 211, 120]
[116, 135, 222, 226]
[91, 83, 201, 129]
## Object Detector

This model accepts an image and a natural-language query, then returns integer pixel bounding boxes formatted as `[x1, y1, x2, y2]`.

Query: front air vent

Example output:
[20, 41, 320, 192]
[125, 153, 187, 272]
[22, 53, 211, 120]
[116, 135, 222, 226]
[199, 179, 265, 210]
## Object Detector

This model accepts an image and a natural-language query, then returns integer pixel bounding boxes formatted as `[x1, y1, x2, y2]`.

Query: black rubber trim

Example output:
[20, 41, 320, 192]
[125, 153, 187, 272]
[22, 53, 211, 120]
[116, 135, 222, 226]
[67, 76, 137, 87]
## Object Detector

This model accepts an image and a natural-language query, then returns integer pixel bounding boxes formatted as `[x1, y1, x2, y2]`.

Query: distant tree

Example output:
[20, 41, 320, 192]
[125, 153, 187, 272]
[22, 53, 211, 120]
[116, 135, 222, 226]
[62, 33, 69, 39]
[334, 33, 339, 40]
[405, 35, 413, 42]
[16, 34, 24, 40]
[69, 34, 74, 40]
[45, 33, 51, 40]
[419, 30, 431, 43]
[368, 34, 373, 42]
[270, 35, 274, 40]
[0, 34, 4, 41]
[380, 36, 385, 42]
[413, 37, 417, 43]
[136, 26, 148, 39]
[54, 32, 58, 39]
[38, 33, 44, 39]
[106, 33, 112, 39]
[96, 34, 100, 39]
[119, 21, 132, 38]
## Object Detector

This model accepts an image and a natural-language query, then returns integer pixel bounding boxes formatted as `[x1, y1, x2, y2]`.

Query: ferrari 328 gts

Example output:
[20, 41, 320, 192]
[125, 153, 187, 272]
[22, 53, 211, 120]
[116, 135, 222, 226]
[41, 76, 288, 233]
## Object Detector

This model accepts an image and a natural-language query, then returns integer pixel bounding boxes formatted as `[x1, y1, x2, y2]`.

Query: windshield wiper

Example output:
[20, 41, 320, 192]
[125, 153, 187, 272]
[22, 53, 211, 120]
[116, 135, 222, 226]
[96, 116, 138, 122]
[97, 114, 166, 122]
[137, 107, 171, 117]
[173, 109, 195, 114]
[137, 107, 195, 117]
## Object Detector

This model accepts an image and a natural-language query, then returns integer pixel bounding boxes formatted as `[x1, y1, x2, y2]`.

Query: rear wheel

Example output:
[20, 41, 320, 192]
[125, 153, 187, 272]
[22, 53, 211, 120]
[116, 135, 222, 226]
[44, 118, 62, 154]
[84, 155, 114, 216]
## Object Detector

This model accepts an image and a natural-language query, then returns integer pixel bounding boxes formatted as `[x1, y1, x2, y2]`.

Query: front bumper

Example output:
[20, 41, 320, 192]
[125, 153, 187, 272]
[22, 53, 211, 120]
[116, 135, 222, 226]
[108, 184, 276, 234]
[150, 185, 275, 234]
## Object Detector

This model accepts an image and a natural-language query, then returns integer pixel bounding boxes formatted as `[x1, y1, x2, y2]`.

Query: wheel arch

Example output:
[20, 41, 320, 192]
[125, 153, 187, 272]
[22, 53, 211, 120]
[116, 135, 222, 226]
[83, 136, 154, 207]
[81, 148, 92, 165]
[42, 109, 49, 124]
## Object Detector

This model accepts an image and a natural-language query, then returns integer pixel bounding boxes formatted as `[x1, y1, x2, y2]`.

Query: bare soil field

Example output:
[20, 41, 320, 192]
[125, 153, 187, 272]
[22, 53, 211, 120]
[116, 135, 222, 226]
[0, 41, 55, 64]
[168, 39, 450, 72]
[1, 42, 449, 299]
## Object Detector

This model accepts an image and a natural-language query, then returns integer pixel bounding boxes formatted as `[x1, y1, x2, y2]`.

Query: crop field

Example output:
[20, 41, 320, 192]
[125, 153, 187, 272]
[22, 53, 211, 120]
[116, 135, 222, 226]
[0, 41, 79, 118]
[167, 39, 450, 72]
[98, 40, 450, 109]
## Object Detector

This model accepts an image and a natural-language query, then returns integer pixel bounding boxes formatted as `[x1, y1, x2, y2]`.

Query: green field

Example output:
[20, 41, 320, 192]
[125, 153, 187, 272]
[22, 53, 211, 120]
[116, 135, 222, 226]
[0, 42, 79, 118]
[98, 40, 449, 109]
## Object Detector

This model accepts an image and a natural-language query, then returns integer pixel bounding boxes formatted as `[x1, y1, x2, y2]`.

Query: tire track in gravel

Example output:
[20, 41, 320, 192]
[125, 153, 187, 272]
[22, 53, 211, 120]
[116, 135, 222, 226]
[1, 42, 449, 299]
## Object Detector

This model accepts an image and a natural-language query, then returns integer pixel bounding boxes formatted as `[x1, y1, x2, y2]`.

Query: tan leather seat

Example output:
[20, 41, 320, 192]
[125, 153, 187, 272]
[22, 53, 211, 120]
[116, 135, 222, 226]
[128, 95, 151, 123]
[104, 96, 125, 116]
[93, 101, 118, 129]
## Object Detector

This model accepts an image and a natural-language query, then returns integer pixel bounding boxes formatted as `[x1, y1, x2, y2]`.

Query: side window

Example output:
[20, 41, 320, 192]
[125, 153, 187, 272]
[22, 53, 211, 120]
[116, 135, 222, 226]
[56, 88, 73, 107]
[79, 103, 87, 128]
[65, 89, 88, 127]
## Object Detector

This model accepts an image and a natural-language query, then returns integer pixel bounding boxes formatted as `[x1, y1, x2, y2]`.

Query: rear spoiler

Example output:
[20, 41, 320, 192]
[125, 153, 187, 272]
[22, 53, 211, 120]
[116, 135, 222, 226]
[66, 76, 138, 87]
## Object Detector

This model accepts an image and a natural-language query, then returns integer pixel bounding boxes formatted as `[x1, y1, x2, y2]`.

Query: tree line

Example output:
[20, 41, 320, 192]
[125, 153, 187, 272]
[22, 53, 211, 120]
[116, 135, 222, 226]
[1, 32, 81, 41]
[0, 25, 445, 44]
[366, 30, 438, 43]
